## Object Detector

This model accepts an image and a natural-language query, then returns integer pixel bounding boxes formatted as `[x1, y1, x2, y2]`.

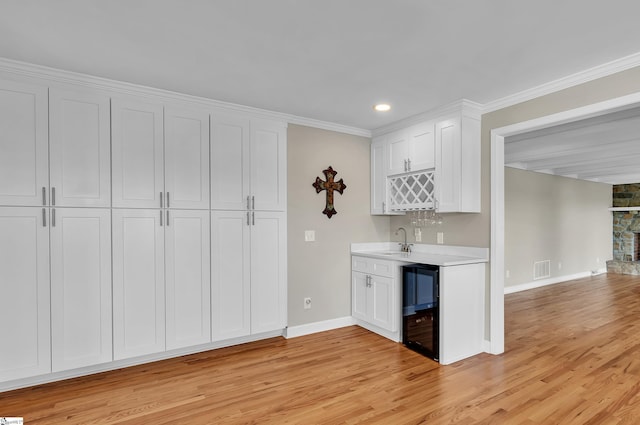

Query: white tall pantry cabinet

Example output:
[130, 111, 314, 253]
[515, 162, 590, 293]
[0, 81, 113, 381]
[0, 66, 288, 391]
[210, 115, 287, 340]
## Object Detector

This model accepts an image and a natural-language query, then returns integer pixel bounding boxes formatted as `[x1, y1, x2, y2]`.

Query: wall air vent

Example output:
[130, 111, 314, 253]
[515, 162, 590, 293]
[533, 260, 551, 280]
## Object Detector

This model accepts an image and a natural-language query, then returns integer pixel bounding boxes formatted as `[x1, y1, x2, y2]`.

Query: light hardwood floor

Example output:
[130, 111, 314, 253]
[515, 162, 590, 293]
[2, 273, 640, 424]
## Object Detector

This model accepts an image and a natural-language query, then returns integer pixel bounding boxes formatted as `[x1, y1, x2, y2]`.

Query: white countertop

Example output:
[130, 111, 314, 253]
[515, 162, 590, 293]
[351, 242, 489, 267]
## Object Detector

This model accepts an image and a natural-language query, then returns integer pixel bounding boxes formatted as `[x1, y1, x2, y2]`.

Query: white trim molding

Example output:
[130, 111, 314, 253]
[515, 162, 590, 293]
[483, 51, 640, 113]
[0, 57, 371, 138]
[490, 91, 640, 357]
[284, 317, 355, 339]
[504, 269, 608, 295]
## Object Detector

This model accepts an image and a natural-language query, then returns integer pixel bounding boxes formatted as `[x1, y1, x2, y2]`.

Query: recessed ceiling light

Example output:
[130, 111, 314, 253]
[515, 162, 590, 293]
[373, 103, 391, 112]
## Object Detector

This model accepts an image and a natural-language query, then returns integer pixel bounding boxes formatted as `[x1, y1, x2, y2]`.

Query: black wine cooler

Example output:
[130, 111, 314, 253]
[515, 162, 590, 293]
[402, 263, 439, 361]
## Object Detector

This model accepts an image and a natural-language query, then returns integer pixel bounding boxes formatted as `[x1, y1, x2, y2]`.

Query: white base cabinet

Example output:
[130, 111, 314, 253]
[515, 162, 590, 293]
[211, 210, 287, 340]
[112, 209, 166, 360]
[351, 256, 399, 337]
[113, 209, 212, 359]
[51, 208, 112, 372]
[165, 210, 211, 350]
[0, 207, 51, 382]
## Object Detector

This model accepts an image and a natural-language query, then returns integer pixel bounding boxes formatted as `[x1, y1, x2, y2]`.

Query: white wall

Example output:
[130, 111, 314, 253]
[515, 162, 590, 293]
[504, 168, 612, 288]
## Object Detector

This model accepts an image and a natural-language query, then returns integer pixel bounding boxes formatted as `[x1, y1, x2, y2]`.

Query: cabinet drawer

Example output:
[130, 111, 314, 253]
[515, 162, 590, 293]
[352, 255, 395, 278]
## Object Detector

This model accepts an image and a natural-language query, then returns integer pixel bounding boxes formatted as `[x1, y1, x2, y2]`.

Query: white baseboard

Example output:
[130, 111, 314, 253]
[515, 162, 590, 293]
[504, 268, 608, 294]
[284, 316, 355, 338]
[0, 330, 284, 393]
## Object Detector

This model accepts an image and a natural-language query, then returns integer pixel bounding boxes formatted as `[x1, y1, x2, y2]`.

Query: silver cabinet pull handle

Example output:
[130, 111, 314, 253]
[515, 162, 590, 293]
[252, 195, 255, 210]
[407, 159, 411, 171]
[382, 201, 386, 214]
[166, 210, 169, 226]
[252, 211, 255, 226]
[246, 211, 250, 226]
[160, 192, 163, 208]
[160, 209, 163, 226]
[42, 187, 46, 206]
[246, 196, 251, 210]
[52, 187, 55, 206]
[42, 208, 46, 227]
[166, 192, 170, 208]
[52, 208, 55, 227]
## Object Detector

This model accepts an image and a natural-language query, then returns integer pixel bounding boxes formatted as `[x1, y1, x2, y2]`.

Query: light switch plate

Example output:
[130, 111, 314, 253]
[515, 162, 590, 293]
[437, 232, 444, 244]
[305, 230, 315, 242]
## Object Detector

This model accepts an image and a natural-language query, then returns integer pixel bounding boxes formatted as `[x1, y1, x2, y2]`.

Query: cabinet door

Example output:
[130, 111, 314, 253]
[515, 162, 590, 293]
[0, 207, 50, 381]
[370, 274, 396, 332]
[166, 209, 211, 350]
[435, 118, 461, 213]
[352, 272, 369, 321]
[50, 208, 112, 372]
[408, 121, 435, 171]
[112, 98, 164, 208]
[165, 107, 210, 210]
[49, 89, 111, 207]
[386, 129, 409, 176]
[250, 119, 286, 211]
[0, 80, 48, 206]
[211, 210, 250, 340]
[250, 211, 287, 333]
[210, 113, 250, 210]
[112, 209, 165, 360]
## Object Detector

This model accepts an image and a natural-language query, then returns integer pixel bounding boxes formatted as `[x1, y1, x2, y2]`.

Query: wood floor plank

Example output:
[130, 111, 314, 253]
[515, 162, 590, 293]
[2, 273, 640, 423]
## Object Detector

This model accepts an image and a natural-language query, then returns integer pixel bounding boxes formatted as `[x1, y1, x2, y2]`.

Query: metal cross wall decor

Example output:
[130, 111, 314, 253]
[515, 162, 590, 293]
[312, 166, 347, 219]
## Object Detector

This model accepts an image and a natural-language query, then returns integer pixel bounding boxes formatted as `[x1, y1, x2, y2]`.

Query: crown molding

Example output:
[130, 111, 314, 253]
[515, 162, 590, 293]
[483, 51, 640, 113]
[371, 98, 483, 137]
[0, 57, 371, 138]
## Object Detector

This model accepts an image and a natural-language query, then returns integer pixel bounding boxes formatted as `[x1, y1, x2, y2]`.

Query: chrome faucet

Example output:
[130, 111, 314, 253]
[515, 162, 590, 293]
[395, 227, 412, 253]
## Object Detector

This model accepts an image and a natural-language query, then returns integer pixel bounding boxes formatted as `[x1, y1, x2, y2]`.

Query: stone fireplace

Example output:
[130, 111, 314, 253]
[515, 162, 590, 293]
[607, 183, 640, 275]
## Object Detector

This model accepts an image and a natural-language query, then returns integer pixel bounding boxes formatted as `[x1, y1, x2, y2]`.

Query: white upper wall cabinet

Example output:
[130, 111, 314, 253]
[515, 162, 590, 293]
[386, 130, 410, 176]
[435, 115, 481, 213]
[0, 207, 51, 382]
[50, 208, 112, 372]
[210, 113, 251, 210]
[0, 80, 48, 207]
[210, 114, 286, 211]
[250, 119, 287, 212]
[164, 107, 210, 210]
[407, 121, 435, 171]
[112, 98, 164, 209]
[49, 89, 111, 207]
[372, 101, 481, 214]
[385, 123, 436, 177]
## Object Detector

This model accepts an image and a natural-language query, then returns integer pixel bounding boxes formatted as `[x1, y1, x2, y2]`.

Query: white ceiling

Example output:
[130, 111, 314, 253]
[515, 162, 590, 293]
[2, 1, 640, 185]
[505, 107, 640, 185]
[2, 0, 640, 132]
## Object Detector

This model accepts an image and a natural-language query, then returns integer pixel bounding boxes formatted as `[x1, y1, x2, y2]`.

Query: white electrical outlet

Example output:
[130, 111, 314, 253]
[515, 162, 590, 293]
[558, 262, 562, 270]
[506, 270, 510, 278]
[437, 232, 444, 244]
[414, 227, 422, 242]
[304, 230, 315, 242]
[304, 297, 312, 310]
